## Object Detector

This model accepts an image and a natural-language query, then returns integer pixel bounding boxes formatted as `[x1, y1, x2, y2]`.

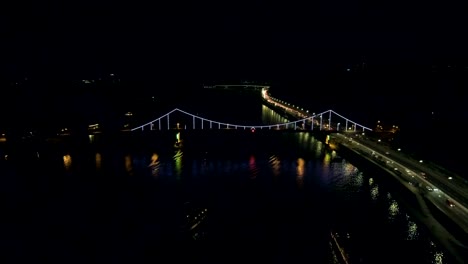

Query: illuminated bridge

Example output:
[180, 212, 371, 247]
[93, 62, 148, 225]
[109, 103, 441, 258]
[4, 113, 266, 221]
[130, 108, 372, 132]
[203, 84, 268, 92]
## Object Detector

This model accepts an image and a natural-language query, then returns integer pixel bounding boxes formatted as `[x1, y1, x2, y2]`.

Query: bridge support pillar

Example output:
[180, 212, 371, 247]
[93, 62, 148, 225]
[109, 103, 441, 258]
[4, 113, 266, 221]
[320, 115, 323, 131]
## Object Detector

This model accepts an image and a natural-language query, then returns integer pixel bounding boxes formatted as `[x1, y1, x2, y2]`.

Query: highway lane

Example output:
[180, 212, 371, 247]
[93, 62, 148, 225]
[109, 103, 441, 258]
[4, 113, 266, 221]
[355, 135, 468, 185]
[348, 134, 468, 208]
[263, 93, 309, 119]
[264, 90, 468, 221]
[334, 133, 468, 234]
[262, 91, 468, 260]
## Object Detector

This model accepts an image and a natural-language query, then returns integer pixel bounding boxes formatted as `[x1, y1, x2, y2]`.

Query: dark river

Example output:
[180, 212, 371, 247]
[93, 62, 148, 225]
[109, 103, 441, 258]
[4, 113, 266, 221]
[0, 90, 455, 263]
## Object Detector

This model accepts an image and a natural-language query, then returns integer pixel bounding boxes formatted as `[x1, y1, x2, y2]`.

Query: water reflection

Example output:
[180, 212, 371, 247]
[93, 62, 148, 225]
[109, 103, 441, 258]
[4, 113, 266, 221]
[315, 141, 322, 158]
[149, 153, 160, 177]
[296, 158, 305, 188]
[95, 153, 102, 170]
[0, 102, 454, 263]
[304, 133, 313, 152]
[269, 155, 281, 179]
[174, 150, 183, 179]
[386, 192, 392, 200]
[323, 152, 331, 167]
[63, 154, 72, 170]
[353, 172, 364, 187]
[343, 163, 356, 176]
[388, 200, 400, 221]
[430, 241, 445, 264]
[370, 185, 379, 200]
[149, 153, 159, 166]
[298, 132, 306, 147]
[433, 252, 444, 264]
[249, 155, 258, 179]
[125, 155, 133, 173]
[262, 105, 290, 125]
[406, 220, 419, 240]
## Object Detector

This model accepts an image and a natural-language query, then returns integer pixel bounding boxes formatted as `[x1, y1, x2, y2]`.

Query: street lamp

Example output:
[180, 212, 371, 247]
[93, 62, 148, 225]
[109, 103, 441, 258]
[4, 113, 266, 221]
[337, 123, 340, 131]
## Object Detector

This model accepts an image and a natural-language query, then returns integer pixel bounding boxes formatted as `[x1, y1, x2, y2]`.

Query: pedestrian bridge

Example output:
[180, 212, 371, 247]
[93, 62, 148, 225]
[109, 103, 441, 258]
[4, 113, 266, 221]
[131, 108, 372, 132]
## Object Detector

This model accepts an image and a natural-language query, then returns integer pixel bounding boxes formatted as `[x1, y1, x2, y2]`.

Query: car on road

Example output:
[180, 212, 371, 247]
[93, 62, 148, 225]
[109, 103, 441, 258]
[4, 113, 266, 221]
[420, 172, 427, 179]
[446, 199, 455, 208]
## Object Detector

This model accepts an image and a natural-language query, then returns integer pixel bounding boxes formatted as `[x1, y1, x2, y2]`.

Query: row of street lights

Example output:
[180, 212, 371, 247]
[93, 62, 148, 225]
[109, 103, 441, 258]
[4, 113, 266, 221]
[266, 93, 313, 116]
[266, 92, 354, 131]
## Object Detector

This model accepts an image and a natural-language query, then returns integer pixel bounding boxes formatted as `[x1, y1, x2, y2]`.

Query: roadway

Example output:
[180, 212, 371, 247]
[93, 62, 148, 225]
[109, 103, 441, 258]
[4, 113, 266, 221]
[262, 92, 321, 128]
[263, 89, 468, 218]
[349, 133, 468, 209]
[333, 133, 468, 236]
[263, 92, 360, 131]
[262, 90, 467, 262]
[263, 91, 308, 118]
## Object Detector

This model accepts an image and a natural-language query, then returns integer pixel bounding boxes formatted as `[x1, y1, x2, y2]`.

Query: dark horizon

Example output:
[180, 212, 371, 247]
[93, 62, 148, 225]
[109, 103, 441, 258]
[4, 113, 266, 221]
[2, 1, 468, 78]
[0, 67, 468, 129]
[1, 1, 467, 140]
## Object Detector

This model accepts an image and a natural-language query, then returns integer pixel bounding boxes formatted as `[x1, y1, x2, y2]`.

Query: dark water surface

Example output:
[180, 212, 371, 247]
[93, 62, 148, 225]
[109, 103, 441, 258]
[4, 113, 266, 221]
[0, 131, 453, 264]
[0, 93, 456, 264]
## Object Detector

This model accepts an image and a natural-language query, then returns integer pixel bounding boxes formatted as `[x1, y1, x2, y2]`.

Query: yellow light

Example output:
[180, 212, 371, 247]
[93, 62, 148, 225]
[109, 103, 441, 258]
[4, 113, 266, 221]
[125, 155, 132, 172]
[63, 155, 72, 170]
[95, 153, 102, 169]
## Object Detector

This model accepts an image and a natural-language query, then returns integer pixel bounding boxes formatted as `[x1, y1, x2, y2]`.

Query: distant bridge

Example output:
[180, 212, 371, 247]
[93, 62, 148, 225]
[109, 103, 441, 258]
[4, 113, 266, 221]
[131, 108, 372, 132]
[203, 84, 269, 92]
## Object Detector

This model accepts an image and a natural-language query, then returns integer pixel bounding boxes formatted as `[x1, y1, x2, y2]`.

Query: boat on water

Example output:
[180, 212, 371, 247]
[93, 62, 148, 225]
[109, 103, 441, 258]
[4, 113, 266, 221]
[329, 229, 365, 264]
[179, 202, 208, 241]
[330, 230, 350, 264]
[174, 132, 183, 148]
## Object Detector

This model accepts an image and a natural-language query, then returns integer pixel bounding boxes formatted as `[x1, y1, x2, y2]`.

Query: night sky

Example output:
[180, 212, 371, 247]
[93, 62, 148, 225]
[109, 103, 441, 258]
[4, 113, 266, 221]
[2, 1, 467, 77]
[1, 1, 467, 128]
